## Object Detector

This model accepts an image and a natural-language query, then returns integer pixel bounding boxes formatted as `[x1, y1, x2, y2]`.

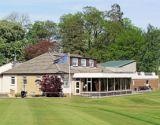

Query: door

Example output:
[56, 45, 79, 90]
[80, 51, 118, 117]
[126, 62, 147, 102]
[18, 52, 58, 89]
[75, 81, 80, 95]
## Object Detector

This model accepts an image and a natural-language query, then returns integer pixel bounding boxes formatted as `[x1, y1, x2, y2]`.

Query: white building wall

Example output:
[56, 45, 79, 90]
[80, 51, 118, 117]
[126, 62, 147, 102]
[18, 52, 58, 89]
[1, 76, 10, 93]
[62, 86, 71, 94]
[62, 81, 74, 94]
[0, 76, 3, 92]
[0, 75, 17, 94]
[0, 63, 15, 94]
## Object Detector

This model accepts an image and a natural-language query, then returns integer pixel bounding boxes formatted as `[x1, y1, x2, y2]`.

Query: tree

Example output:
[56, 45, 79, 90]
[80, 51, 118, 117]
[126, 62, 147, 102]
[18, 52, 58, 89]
[0, 20, 26, 65]
[59, 13, 86, 54]
[24, 40, 58, 60]
[105, 3, 123, 22]
[0, 20, 25, 42]
[40, 75, 63, 97]
[105, 22, 145, 64]
[5, 12, 31, 29]
[139, 25, 160, 72]
[26, 20, 57, 43]
[82, 6, 105, 50]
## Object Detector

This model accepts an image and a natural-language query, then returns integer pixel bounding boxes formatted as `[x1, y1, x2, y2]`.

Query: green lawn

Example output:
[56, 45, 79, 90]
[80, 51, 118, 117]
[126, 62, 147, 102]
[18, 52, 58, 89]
[0, 92, 160, 125]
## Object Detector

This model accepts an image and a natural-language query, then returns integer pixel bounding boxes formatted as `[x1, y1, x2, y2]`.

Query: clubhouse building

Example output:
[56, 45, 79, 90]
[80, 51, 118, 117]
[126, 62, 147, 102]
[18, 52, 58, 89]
[0, 52, 159, 97]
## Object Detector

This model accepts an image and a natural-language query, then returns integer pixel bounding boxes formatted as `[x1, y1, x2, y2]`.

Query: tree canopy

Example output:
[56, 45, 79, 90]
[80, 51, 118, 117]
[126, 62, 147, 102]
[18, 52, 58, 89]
[0, 4, 160, 73]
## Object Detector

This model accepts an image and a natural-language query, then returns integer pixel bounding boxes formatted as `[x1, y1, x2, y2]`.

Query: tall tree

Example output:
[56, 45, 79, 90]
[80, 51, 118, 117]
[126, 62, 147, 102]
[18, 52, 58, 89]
[83, 6, 105, 49]
[139, 25, 160, 72]
[105, 3, 123, 22]
[105, 22, 145, 64]
[0, 20, 26, 65]
[59, 13, 86, 54]
[0, 20, 25, 42]
[26, 20, 57, 43]
[5, 12, 30, 29]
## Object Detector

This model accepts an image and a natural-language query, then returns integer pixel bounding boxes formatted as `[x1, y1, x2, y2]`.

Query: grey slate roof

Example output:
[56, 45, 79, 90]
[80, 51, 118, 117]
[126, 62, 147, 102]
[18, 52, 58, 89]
[3, 52, 107, 75]
[101, 60, 135, 68]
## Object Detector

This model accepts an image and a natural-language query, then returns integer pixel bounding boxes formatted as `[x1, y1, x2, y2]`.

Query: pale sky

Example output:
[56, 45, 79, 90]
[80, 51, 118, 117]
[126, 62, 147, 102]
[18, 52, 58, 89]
[0, 0, 160, 29]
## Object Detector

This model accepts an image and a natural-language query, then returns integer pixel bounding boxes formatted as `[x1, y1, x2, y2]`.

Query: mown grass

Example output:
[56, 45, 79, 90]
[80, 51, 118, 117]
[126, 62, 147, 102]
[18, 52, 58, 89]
[0, 91, 160, 125]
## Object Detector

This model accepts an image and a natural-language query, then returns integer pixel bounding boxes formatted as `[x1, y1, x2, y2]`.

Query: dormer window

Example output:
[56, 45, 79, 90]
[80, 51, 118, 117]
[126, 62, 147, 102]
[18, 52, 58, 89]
[72, 58, 78, 66]
[81, 59, 86, 67]
[89, 59, 94, 67]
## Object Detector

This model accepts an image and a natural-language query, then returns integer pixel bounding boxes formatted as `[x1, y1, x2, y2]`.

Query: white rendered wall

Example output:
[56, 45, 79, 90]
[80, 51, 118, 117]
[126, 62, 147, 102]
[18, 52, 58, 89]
[1, 75, 17, 93]
[0, 63, 14, 93]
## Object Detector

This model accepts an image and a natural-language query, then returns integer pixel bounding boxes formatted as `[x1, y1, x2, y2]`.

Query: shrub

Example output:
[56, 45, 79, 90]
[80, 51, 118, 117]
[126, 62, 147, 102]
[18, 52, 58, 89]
[40, 75, 63, 97]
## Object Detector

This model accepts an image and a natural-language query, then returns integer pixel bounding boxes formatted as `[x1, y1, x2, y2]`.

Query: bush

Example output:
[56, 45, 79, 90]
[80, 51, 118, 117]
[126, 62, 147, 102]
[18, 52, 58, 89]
[40, 75, 63, 97]
[15, 93, 21, 97]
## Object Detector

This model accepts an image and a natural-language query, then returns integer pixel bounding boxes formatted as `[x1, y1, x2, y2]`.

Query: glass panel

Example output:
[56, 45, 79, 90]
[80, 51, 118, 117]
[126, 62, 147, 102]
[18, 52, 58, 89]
[11, 77, 15, 84]
[101, 79, 106, 91]
[76, 89, 79, 93]
[72, 58, 78, 66]
[63, 74, 69, 87]
[108, 78, 114, 91]
[115, 78, 120, 90]
[89, 59, 94, 67]
[88, 82, 91, 91]
[92, 78, 99, 91]
[81, 59, 86, 66]
[76, 82, 79, 88]
[82, 78, 87, 92]
[126, 79, 131, 89]
[121, 79, 125, 90]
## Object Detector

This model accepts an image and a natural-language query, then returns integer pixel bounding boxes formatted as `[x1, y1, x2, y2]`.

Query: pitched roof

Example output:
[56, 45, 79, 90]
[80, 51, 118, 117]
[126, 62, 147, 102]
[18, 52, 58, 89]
[101, 60, 135, 68]
[3, 52, 105, 75]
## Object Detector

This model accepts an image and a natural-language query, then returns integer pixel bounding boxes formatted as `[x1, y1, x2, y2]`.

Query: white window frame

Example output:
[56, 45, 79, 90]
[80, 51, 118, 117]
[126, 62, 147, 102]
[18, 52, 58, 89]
[72, 58, 78, 66]
[89, 59, 94, 67]
[62, 74, 69, 88]
[81, 59, 86, 67]
[11, 77, 15, 85]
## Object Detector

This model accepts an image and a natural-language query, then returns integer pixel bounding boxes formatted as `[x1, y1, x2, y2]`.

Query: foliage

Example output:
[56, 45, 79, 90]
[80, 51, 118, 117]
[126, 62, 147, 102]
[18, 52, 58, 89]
[26, 20, 57, 43]
[0, 4, 160, 72]
[40, 75, 63, 97]
[59, 13, 86, 54]
[15, 93, 21, 97]
[106, 24, 145, 61]
[139, 25, 160, 72]
[83, 6, 105, 49]
[105, 3, 123, 22]
[24, 40, 57, 60]
[0, 20, 25, 42]
[0, 20, 26, 65]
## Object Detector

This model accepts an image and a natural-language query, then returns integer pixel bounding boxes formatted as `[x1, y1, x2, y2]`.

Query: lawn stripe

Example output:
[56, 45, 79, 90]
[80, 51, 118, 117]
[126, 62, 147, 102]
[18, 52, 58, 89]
[0, 99, 35, 125]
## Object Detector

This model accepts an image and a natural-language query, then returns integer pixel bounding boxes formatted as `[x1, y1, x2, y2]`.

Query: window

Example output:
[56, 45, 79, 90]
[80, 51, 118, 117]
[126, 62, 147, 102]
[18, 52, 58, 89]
[11, 77, 15, 84]
[76, 82, 79, 88]
[89, 59, 94, 67]
[72, 58, 78, 66]
[23, 76, 27, 84]
[63, 74, 69, 88]
[81, 59, 86, 66]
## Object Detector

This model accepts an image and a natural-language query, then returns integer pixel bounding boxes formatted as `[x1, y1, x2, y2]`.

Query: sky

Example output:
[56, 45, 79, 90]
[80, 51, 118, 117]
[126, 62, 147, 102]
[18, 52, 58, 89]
[0, 0, 160, 29]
